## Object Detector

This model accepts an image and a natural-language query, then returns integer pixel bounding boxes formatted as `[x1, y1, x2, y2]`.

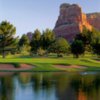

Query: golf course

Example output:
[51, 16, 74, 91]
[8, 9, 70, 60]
[0, 54, 100, 72]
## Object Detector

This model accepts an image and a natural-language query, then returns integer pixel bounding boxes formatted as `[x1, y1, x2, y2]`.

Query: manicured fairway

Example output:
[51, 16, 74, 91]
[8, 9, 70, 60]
[0, 55, 100, 72]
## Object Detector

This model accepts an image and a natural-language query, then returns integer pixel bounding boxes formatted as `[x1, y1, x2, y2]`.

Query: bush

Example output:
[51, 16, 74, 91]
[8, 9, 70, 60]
[71, 40, 85, 58]
[91, 37, 100, 57]
[37, 48, 46, 56]
[48, 37, 70, 56]
[12, 63, 20, 68]
[57, 54, 63, 57]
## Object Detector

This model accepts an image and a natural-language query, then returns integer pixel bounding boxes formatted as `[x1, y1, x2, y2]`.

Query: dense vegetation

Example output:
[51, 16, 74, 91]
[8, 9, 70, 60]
[0, 21, 18, 58]
[0, 21, 100, 59]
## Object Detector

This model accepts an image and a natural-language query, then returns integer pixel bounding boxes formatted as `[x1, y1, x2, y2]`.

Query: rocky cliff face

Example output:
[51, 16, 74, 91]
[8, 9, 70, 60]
[53, 3, 93, 42]
[87, 13, 100, 31]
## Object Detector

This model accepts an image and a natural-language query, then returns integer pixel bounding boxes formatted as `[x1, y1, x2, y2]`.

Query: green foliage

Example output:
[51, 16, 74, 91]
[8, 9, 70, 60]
[30, 29, 41, 54]
[89, 29, 100, 54]
[71, 40, 85, 58]
[75, 27, 100, 53]
[18, 34, 30, 54]
[75, 27, 94, 45]
[30, 29, 55, 56]
[37, 47, 46, 56]
[41, 29, 55, 50]
[19, 34, 30, 46]
[0, 55, 100, 71]
[49, 37, 69, 56]
[90, 29, 100, 44]
[91, 37, 100, 57]
[0, 21, 17, 58]
[11, 63, 20, 68]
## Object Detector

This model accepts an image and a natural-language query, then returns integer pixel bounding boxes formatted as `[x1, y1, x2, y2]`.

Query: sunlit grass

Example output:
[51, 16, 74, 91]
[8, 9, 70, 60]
[0, 54, 100, 72]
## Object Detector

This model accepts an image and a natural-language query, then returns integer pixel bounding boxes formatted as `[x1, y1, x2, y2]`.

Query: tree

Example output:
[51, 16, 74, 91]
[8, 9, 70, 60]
[10, 36, 19, 54]
[75, 27, 93, 45]
[71, 40, 85, 58]
[75, 27, 100, 52]
[30, 29, 41, 54]
[41, 29, 55, 50]
[0, 21, 16, 58]
[91, 37, 100, 57]
[19, 34, 30, 47]
[18, 34, 30, 54]
[48, 37, 69, 57]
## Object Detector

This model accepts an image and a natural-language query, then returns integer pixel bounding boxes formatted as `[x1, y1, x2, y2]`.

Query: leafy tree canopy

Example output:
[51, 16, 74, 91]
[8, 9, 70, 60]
[49, 37, 69, 56]
[91, 37, 100, 56]
[30, 29, 41, 53]
[71, 40, 85, 58]
[0, 21, 17, 58]
[41, 29, 55, 50]
[19, 34, 30, 47]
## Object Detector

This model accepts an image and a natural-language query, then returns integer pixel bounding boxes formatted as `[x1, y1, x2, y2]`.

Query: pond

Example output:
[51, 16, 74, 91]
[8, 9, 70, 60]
[0, 72, 100, 100]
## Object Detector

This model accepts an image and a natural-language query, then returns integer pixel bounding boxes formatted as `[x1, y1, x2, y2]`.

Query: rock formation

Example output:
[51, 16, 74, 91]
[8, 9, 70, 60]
[54, 3, 100, 42]
[87, 13, 100, 31]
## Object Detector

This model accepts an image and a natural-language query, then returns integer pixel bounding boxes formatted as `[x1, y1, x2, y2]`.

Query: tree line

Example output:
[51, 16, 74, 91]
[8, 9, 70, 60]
[0, 21, 100, 58]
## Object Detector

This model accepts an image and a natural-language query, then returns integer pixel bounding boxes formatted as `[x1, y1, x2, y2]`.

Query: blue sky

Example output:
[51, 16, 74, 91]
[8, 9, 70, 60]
[0, 0, 100, 36]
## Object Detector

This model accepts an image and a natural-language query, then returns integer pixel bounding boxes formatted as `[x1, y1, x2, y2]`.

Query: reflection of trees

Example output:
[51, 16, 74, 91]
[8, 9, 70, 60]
[0, 76, 14, 100]
[31, 73, 54, 93]
[5, 72, 99, 100]
[71, 74, 100, 90]
[70, 74, 100, 100]
[31, 73, 42, 92]
[54, 73, 100, 100]
[17, 72, 100, 100]
[55, 73, 78, 100]
[54, 73, 71, 93]
[18, 72, 32, 88]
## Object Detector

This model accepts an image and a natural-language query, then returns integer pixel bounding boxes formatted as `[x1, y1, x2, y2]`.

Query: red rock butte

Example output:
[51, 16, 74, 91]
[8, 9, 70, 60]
[53, 3, 100, 42]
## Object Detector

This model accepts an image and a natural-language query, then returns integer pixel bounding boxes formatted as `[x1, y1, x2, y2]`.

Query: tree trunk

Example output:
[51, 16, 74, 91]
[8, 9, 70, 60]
[2, 41, 5, 58]
[76, 54, 79, 58]
[2, 47, 5, 58]
[2, 51, 5, 58]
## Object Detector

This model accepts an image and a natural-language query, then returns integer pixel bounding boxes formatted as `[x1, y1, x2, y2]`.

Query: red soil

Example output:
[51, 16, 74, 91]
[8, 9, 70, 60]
[0, 64, 33, 76]
[0, 64, 33, 71]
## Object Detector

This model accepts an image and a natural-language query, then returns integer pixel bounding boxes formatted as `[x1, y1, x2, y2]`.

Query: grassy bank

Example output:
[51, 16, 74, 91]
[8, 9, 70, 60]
[0, 55, 100, 72]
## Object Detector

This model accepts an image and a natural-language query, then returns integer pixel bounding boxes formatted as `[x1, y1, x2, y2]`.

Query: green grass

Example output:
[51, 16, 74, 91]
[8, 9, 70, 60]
[0, 54, 100, 72]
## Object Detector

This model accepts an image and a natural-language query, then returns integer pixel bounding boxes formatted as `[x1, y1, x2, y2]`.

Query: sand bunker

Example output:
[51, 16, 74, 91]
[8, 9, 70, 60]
[0, 64, 33, 71]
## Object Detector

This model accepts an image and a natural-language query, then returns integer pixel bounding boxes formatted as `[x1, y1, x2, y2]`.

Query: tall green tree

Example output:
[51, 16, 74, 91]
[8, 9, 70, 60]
[75, 27, 92, 45]
[71, 40, 85, 58]
[41, 29, 55, 50]
[76, 28, 100, 45]
[18, 34, 30, 54]
[91, 37, 100, 57]
[30, 29, 41, 54]
[48, 37, 69, 57]
[75, 27, 100, 52]
[0, 21, 16, 58]
[19, 34, 30, 47]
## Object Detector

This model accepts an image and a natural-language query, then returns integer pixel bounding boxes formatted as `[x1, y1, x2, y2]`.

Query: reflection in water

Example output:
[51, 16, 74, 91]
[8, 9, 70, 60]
[0, 76, 14, 100]
[0, 72, 100, 100]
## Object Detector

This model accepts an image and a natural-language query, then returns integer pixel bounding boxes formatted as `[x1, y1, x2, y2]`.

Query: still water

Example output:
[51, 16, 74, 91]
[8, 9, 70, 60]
[0, 72, 100, 100]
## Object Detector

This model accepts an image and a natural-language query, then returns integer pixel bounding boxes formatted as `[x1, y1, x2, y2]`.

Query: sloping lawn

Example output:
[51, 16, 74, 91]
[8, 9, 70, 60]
[0, 55, 100, 72]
